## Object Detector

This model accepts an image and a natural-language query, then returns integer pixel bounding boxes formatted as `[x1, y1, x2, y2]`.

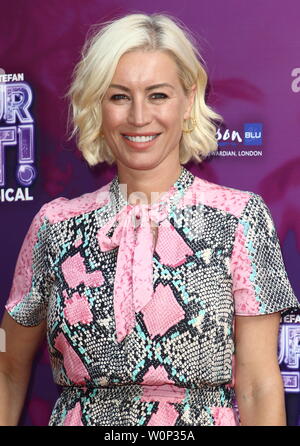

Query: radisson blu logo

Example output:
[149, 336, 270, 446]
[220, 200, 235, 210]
[244, 123, 263, 145]
[214, 122, 263, 158]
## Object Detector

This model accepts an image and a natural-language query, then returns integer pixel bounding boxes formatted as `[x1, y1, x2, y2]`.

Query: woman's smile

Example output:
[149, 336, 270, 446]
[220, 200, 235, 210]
[121, 132, 161, 149]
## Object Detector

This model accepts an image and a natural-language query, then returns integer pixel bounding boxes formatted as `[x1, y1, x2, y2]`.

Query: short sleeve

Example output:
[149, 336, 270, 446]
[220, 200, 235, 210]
[231, 193, 300, 316]
[5, 202, 53, 326]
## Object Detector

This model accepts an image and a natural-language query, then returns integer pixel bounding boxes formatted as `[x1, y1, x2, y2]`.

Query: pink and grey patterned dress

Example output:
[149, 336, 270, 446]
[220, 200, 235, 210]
[5, 166, 300, 426]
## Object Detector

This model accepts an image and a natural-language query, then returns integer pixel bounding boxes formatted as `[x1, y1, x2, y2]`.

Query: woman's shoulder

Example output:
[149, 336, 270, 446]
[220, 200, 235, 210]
[41, 180, 112, 225]
[191, 174, 262, 219]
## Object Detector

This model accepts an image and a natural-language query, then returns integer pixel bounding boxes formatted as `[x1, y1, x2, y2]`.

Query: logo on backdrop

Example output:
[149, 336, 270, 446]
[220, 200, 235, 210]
[0, 69, 35, 202]
[210, 122, 263, 158]
[244, 123, 262, 145]
[279, 309, 300, 393]
[291, 67, 300, 93]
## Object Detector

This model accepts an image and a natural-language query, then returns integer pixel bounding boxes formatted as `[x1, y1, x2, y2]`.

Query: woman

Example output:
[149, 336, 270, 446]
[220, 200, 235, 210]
[1, 13, 300, 426]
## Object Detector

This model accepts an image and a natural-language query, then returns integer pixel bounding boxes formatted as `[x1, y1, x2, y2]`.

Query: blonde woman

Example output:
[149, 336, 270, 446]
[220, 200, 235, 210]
[1, 13, 300, 426]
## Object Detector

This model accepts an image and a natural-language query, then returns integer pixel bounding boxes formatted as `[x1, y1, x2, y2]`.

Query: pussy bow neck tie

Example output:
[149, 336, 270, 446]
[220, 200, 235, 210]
[97, 194, 172, 343]
[97, 166, 193, 343]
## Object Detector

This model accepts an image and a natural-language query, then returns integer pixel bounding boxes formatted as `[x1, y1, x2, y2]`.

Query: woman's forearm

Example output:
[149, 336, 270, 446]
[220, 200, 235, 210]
[236, 379, 287, 426]
[0, 370, 30, 426]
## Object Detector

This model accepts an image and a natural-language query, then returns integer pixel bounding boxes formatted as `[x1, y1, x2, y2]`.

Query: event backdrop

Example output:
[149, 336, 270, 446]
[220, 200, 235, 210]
[0, 0, 299, 426]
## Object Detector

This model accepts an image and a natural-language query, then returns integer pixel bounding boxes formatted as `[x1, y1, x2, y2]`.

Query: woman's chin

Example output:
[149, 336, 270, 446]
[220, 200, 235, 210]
[118, 156, 164, 172]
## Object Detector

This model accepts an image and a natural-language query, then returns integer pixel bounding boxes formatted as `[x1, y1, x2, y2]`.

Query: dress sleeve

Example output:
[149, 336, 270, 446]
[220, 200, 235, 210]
[231, 192, 300, 316]
[5, 202, 53, 326]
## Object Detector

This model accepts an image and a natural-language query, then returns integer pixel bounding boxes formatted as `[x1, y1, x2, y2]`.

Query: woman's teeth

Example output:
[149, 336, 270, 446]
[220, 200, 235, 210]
[123, 134, 159, 142]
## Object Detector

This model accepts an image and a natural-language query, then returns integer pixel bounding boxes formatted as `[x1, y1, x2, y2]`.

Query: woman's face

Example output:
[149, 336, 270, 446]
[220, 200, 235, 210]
[101, 50, 196, 172]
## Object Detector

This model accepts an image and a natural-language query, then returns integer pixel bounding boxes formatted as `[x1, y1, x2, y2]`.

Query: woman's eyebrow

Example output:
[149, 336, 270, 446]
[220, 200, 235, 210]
[109, 83, 175, 92]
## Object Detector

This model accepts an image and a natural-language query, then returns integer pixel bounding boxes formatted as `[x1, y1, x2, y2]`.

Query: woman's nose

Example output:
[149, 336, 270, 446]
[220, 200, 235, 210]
[127, 98, 151, 127]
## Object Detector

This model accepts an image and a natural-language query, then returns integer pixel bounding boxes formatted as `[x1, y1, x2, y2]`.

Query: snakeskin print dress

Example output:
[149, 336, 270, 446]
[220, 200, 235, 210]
[5, 166, 300, 426]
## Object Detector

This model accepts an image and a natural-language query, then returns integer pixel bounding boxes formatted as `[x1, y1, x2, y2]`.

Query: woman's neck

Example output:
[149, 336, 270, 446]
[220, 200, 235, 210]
[116, 162, 182, 206]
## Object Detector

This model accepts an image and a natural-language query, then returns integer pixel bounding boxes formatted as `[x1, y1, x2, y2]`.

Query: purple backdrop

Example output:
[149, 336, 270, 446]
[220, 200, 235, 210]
[0, 0, 299, 426]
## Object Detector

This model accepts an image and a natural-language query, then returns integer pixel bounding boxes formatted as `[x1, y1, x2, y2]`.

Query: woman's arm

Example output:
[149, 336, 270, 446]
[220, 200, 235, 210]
[0, 311, 46, 425]
[234, 311, 286, 426]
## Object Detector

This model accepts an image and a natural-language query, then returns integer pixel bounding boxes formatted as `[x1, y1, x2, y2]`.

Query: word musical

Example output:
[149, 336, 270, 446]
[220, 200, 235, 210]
[0, 187, 33, 202]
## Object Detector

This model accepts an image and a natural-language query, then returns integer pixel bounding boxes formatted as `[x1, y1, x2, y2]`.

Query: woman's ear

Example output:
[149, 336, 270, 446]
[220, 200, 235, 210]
[184, 83, 197, 119]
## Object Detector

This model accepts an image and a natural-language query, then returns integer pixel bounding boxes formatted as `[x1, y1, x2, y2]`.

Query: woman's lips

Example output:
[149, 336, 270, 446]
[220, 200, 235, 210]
[121, 133, 161, 149]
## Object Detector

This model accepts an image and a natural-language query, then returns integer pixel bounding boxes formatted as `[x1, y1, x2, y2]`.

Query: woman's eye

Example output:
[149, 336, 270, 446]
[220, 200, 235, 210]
[109, 93, 168, 101]
[110, 94, 129, 101]
[151, 93, 168, 100]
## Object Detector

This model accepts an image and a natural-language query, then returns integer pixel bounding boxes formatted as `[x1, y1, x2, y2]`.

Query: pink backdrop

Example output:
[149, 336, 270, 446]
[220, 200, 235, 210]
[0, 0, 299, 425]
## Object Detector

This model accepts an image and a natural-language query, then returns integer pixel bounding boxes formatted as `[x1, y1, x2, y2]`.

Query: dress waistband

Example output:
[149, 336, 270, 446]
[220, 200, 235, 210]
[58, 383, 236, 407]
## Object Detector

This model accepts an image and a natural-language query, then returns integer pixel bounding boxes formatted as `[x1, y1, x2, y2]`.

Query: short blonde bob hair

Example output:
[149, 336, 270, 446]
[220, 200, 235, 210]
[65, 12, 223, 166]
